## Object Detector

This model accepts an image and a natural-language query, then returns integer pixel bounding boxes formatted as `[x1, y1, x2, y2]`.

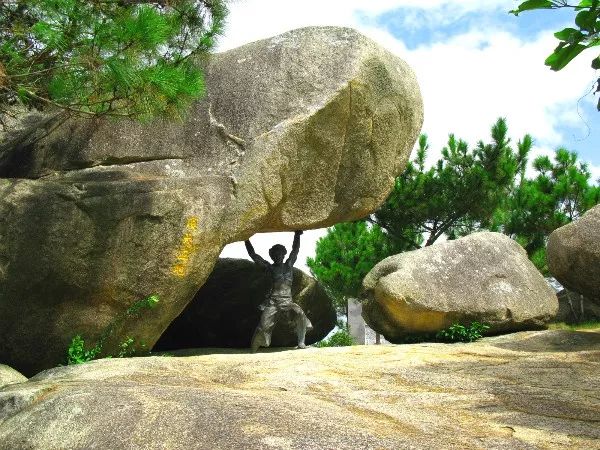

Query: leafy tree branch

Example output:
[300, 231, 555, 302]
[0, 0, 228, 121]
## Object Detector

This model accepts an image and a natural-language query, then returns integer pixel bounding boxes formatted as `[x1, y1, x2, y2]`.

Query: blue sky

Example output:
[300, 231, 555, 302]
[370, 4, 599, 170]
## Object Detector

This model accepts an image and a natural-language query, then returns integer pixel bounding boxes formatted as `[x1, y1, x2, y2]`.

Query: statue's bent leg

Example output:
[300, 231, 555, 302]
[289, 303, 312, 349]
[251, 305, 278, 352]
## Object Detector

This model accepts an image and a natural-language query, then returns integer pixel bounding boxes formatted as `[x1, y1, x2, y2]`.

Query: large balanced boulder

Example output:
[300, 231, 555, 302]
[547, 205, 600, 303]
[154, 258, 336, 349]
[1, 330, 599, 449]
[0, 27, 423, 375]
[362, 232, 558, 341]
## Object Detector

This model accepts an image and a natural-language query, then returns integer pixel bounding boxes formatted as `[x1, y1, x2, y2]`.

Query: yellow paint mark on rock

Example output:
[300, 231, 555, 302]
[186, 217, 198, 230]
[171, 216, 199, 278]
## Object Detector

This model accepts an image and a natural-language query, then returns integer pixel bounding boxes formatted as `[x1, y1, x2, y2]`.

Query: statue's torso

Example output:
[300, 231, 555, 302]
[269, 262, 293, 298]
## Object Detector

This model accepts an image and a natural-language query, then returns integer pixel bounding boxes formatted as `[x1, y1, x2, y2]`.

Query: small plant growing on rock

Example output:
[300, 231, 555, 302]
[314, 321, 355, 347]
[66, 335, 102, 365]
[66, 294, 159, 365]
[435, 322, 490, 343]
[396, 321, 491, 344]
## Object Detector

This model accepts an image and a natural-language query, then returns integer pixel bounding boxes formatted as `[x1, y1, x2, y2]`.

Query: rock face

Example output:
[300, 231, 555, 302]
[0, 365, 26, 390]
[154, 258, 336, 349]
[554, 289, 600, 323]
[0, 27, 423, 375]
[547, 205, 600, 303]
[362, 232, 558, 341]
[0, 330, 599, 449]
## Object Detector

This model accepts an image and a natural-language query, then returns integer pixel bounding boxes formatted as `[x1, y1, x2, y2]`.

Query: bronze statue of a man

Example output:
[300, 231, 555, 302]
[245, 230, 313, 352]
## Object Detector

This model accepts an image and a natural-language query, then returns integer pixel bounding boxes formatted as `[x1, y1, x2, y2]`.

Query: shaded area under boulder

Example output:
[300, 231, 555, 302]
[154, 258, 336, 350]
[555, 289, 600, 324]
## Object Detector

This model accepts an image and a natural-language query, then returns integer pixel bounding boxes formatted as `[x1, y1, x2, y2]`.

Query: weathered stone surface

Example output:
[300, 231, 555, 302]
[362, 232, 558, 341]
[548, 205, 600, 303]
[154, 258, 336, 349]
[0, 365, 26, 390]
[0, 27, 423, 375]
[0, 330, 598, 449]
[555, 289, 600, 324]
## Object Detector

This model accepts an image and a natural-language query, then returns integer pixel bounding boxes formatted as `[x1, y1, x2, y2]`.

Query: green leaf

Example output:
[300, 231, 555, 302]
[545, 43, 588, 70]
[592, 56, 600, 68]
[578, 0, 594, 6]
[554, 27, 584, 42]
[510, 0, 553, 16]
[575, 9, 597, 31]
[16, 86, 29, 103]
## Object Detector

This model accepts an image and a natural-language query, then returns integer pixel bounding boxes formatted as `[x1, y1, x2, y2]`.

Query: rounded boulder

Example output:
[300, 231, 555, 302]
[547, 205, 600, 303]
[361, 232, 558, 341]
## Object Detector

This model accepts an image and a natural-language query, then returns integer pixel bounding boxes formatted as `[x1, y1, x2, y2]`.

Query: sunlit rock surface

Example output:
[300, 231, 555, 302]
[0, 330, 598, 449]
[0, 26, 423, 375]
[362, 232, 558, 341]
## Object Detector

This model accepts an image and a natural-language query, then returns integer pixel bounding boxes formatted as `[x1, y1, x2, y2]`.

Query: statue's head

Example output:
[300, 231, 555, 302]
[269, 244, 287, 263]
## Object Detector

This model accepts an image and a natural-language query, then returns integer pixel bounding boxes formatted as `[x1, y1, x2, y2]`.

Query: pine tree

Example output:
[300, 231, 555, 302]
[494, 148, 600, 274]
[0, 0, 227, 122]
[373, 118, 530, 248]
[310, 119, 600, 298]
[307, 221, 412, 312]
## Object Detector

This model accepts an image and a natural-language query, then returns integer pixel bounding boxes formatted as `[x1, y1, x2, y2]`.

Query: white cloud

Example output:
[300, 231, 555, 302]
[404, 30, 596, 162]
[218, 0, 513, 52]
[590, 163, 600, 183]
[218, 0, 598, 264]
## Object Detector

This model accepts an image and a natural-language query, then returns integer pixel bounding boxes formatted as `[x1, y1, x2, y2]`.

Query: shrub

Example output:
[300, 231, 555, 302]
[314, 323, 355, 347]
[66, 335, 102, 365]
[396, 321, 490, 344]
[435, 321, 490, 343]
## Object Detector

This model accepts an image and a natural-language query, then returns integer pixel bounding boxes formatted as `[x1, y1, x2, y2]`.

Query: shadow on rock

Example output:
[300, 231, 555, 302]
[487, 330, 600, 353]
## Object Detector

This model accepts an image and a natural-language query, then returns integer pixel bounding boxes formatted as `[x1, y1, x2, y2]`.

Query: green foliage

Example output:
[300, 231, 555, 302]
[311, 119, 598, 306]
[66, 294, 159, 365]
[494, 148, 599, 274]
[314, 322, 355, 347]
[510, 1, 600, 108]
[396, 322, 490, 344]
[374, 118, 529, 248]
[66, 334, 102, 365]
[435, 322, 490, 343]
[0, 0, 227, 119]
[307, 221, 408, 310]
[310, 119, 534, 302]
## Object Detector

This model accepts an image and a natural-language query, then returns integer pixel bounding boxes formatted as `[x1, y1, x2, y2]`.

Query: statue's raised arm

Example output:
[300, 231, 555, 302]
[286, 230, 303, 266]
[245, 239, 270, 269]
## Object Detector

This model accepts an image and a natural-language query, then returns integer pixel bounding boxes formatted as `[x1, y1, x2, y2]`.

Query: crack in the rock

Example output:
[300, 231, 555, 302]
[208, 103, 246, 152]
[87, 156, 185, 169]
